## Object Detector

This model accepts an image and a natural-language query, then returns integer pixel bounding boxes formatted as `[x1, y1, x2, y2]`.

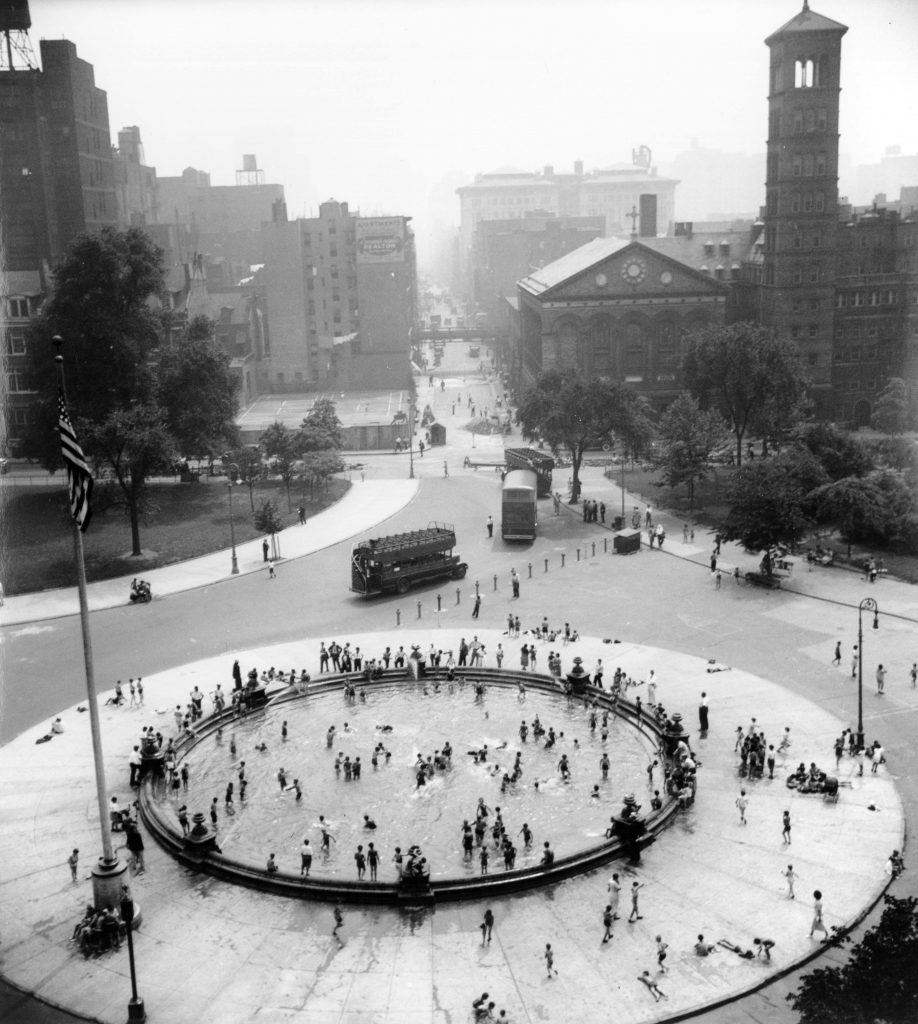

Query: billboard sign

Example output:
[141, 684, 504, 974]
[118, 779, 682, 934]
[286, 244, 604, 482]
[356, 217, 405, 263]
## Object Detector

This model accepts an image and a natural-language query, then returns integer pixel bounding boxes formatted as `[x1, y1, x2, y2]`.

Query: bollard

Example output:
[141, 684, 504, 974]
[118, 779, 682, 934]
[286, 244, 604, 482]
[417, 600, 422, 620]
[437, 594, 442, 612]
[528, 562, 532, 578]
[576, 548, 580, 561]
[592, 541, 596, 557]
[456, 587, 461, 605]
[396, 608, 401, 626]
[561, 553, 566, 567]
[544, 558, 548, 573]
[604, 537, 608, 553]
[475, 580, 480, 597]
[493, 574, 498, 592]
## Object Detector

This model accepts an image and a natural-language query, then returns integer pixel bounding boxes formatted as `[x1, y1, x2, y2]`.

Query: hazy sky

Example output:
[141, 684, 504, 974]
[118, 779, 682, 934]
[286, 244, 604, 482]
[32, 0, 918, 231]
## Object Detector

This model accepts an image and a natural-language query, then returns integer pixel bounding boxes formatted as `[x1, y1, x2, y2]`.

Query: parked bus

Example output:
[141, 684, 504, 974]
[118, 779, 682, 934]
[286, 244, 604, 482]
[350, 522, 467, 596]
[501, 469, 538, 541]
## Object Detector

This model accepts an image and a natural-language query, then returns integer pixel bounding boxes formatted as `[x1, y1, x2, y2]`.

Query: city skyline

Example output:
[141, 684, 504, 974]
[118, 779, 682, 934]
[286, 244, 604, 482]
[31, 0, 918, 238]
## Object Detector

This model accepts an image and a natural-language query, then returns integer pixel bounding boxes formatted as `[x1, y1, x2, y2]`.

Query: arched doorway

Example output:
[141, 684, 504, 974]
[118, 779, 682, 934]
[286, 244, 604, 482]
[853, 399, 871, 429]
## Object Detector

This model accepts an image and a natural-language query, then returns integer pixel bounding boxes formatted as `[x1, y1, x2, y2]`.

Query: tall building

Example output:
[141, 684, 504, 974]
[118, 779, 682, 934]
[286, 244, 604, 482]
[0, 18, 118, 455]
[759, 2, 848, 418]
[112, 125, 158, 229]
[260, 200, 416, 392]
[457, 160, 677, 301]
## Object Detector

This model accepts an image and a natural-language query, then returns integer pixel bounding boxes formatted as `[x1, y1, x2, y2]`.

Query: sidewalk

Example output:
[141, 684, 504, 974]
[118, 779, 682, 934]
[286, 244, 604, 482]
[0, 630, 901, 1024]
[0, 480, 418, 627]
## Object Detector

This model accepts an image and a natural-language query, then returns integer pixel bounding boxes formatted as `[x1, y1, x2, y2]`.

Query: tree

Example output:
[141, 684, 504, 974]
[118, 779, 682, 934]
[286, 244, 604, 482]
[682, 322, 807, 466]
[260, 422, 299, 512]
[719, 451, 820, 569]
[808, 477, 887, 557]
[81, 405, 175, 556]
[253, 498, 285, 560]
[871, 377, 911, 435]
[223, 446, 265, 512]
[654, 393, 731, 514]
[794, 422, 874, 481]
[299, 398, 344, 451]
[156, 319, 239, 458]
[299, 450, 345, 502]
[23, 228, 170, 553]
[788, 895, 918, 1024]
[517, 368, 652, 502]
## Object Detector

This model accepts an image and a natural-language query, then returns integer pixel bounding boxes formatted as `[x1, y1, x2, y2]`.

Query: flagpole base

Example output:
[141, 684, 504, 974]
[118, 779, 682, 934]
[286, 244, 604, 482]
[127, 996, 146, 1022]
[92, 855, 129, 912]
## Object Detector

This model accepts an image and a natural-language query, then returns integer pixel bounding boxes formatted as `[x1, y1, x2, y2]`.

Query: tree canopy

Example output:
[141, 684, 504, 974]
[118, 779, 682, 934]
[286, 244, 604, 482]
[793, 422, 873, 481]
[654, 392, 731, 513]
[517, 367, 652, 502]
[682, 322, 807, 465]
[23, 228, 240, 555]
[808, 477, 887, 557]
[871, 377, 912, 435]
[788, 895, 918, 1024]
[299, 398, 344, 451]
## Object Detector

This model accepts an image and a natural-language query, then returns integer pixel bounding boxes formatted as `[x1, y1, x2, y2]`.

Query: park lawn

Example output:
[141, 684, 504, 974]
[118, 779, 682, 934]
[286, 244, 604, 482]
[0, 475, 348, 596]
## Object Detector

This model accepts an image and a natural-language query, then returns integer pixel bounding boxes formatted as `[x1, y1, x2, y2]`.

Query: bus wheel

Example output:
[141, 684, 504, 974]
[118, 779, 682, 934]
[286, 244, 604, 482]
[396, 579, 410, 595]
[453, 565, 468, 580]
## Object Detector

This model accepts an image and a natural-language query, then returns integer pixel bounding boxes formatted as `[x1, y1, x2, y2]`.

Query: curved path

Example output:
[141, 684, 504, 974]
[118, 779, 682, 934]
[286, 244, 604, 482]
[0, 630, 901, 1024]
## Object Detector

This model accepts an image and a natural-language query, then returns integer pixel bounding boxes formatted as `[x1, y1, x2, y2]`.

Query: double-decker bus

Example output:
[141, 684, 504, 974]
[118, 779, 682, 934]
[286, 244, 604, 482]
[501, 469, 538, 541]
[350, 522, 467, 596]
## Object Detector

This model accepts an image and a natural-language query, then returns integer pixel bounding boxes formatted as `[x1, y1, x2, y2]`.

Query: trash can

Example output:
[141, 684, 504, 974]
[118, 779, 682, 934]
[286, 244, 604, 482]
[612, 515, 624, 531]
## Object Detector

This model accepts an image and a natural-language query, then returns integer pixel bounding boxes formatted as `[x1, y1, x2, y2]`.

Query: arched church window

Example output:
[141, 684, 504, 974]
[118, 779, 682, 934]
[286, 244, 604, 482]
[622, 323, 644, 381]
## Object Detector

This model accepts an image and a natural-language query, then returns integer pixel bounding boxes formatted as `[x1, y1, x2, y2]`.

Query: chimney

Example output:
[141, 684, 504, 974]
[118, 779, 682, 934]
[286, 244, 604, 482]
[574, 160, 583, 176]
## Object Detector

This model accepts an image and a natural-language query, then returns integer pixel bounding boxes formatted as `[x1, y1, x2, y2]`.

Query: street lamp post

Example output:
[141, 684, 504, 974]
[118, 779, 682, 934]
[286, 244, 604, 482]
[120, 888, 145, 1022]
[227, 464, 240, 575]
[856, 597, 879, 751]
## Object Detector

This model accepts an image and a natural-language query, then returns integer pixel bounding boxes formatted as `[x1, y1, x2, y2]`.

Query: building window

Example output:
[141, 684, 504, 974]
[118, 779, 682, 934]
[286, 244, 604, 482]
[803, 193, 813, 213]
[791, 193, 801, 213]
[865, 347, 877, 360]
[6, 370, 31, 392]
[793, 111, 803, 134]
[816, 108, 827, 131]
[814, 192, 825, 212]
[790, 324, 801, 339]
[7, 297, 30, 318]
[793, 234, 803, 250]
[853, 292, 864, 307]
[803, 154, 814, 177]
[809, 267, 820, 283]
[805, 109, 815, 133]
[808, 353, 818, 365]
[815, 152, 826, 176]
[808, 324, 818, 338]
[867, 324, 878, 339]
[793, 269, 804, 284]
[792, 156, 802, 177]
[622, 323, 644, 381]
[6, 328, 26, 354]
[795, 58, 815, 88]
[10, 408, 28, 428]
[809, 299, 819, 311]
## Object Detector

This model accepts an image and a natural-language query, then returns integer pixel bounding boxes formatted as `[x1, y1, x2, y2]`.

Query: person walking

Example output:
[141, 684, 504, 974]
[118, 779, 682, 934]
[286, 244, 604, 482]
[607, 873, 622, 919]
[783, 864, 798, 899]
[268, 559, 276, 579]
[832, 641, 841, 666]
[911, 662, 917, 688]
[68, 848, 79, 884]
[486, 515, 494, 538]
[782, 810, 792, 845]
[602, 905, 614, 943]
[544, 943, 558, 977]
[510, 569, 520, 598]
[481, 908, 494, 944]
[262, 538, 269, 562]
[876, 663, 886, 695]
[736, 789, 748, 825]
[810, 890, 829, 939]
[332, 904, 344, 945]
[656, 935, 669, 972]
[300, 838, 313, 877]
[628, 882, 644, 922]
[472, 594, 481, 619]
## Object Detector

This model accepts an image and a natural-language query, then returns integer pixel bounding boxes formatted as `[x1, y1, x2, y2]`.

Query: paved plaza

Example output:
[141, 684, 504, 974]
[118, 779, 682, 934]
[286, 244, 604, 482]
[1, 360, 916, 1023]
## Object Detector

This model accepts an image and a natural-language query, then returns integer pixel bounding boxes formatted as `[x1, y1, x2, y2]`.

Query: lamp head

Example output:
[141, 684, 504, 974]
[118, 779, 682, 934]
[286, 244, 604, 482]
[872, 612, 879, 630]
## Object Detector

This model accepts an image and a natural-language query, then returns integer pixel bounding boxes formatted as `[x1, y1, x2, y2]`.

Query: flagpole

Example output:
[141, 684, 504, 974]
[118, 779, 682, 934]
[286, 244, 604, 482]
[54, 337, 127, 910]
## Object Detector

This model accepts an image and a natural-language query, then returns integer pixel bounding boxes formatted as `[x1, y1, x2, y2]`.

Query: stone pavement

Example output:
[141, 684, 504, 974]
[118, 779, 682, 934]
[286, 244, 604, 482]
[0, 629, 902, 1024]
[0, 480, 418, 627]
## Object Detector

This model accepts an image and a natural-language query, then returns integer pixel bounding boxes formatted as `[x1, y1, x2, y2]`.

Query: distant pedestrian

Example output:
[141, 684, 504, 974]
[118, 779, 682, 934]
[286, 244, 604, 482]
[472, 594, 481, 619]
[753, 937, 775, 960]
[698, 692, 709, 733]
[510, 569, 520, 598]
[262, 538, 269, 562]
[682, 523, 689, 543]
[268, 559, 276, 579]
[736, 789, 748, 825]
[809, 890, 828, 938]
[782, 810, 791, 844]
[486, 515, 494, 538]
[68, 848, 79, 883]
[832, 641, 841, 666]
[783, 864, 797, 899]
[443, 460, 449, 478]
[332, 904, 344, 945]
[876, 664, 886, 695]
[544, 943, 558, 977]
[300, 839, 312, 877]
[656, 935, 669, 972]
[481, 908, 494, 944]
[911, 663, 917, 688]
[714, 569, 722, 589]
[628, 881, 644, 922]
[602, 905, 614, 942]
[851, 645, 859, 678]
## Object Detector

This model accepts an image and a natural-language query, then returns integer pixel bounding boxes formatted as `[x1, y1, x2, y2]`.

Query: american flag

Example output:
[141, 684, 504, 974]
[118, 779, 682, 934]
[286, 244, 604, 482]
[58, 387, 93, 532]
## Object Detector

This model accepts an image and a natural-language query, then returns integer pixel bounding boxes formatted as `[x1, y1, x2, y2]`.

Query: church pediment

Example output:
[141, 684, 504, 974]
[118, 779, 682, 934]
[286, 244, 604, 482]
[542, 242, 729, 302]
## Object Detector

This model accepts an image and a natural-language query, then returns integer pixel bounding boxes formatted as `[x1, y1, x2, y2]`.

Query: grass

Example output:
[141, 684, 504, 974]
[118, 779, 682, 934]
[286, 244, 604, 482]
[0, 475, 348, 596]
[615, 462, 918, 584]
